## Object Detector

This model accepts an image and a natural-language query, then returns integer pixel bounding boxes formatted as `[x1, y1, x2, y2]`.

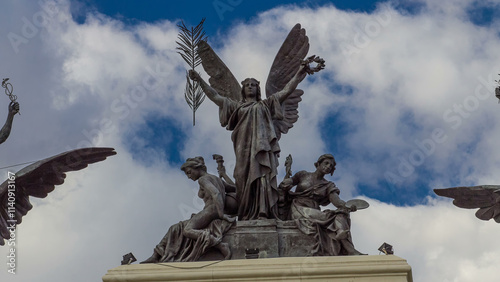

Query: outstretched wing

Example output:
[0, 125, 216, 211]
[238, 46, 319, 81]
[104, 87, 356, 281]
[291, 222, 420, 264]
[265, 24, 309, 139]
[0, 147, 116, 245]
[197, 40, 241, 102]
[434, 185, 500, 223]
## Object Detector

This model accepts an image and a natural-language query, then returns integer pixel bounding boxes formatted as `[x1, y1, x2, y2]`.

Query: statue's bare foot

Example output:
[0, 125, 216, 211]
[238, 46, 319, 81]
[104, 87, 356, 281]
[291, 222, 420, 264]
[217, 242, 231, 260]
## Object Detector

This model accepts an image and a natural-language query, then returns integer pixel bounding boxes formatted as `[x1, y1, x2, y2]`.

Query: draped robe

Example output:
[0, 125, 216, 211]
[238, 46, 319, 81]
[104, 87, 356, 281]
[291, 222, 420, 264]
[219, 95, 283, 220]
[151, 174, 233, 262]
[288, 175, 354, 256]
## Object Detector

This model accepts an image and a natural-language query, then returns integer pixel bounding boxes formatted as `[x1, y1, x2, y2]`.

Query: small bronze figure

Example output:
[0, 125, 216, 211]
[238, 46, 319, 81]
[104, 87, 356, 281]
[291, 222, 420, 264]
[279, 154, 366, 256]
[142, 157, 234, 263]
[0, 78, 19, 145]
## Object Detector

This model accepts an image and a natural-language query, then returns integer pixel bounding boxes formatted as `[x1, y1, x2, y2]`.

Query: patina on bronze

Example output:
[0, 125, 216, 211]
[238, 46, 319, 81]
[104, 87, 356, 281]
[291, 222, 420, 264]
[141, 157, 234, 263]
[0, 78, 19, 144]
[279, 154, 366, 256]
[141, 23, 368, 263]
[189, 23, 324, 221]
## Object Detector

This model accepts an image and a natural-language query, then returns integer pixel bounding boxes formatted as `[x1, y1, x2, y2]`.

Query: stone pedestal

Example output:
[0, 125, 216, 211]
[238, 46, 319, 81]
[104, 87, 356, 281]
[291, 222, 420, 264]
[197, 219, 316, 261]
[102, 255, 413, 281]
[219, 219, 316, 259]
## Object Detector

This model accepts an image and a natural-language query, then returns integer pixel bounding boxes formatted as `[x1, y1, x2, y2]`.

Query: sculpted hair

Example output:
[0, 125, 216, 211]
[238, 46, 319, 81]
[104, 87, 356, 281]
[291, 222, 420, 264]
[180, 156, 207, 172]
[240, 78, 262, 102]
[314, 154, 336, 175]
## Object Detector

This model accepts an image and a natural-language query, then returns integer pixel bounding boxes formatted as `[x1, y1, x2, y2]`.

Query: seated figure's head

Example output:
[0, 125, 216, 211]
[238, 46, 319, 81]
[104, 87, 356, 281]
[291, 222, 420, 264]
[181, 156, 207, 180]
[240, 78, 261, 102]
[314, 154, 336, 175]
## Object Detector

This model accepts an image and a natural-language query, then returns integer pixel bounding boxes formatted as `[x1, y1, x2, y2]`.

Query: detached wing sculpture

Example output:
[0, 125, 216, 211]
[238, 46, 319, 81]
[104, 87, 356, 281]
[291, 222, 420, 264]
[434, 185, 500, 223]
[0, 147, 116, 245]
[197, 23, 313, 139]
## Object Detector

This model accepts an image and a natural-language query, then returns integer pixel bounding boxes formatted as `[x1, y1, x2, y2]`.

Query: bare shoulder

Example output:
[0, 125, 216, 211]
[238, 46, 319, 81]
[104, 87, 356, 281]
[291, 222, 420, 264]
[198, 174, 220, 186]
[294, 170, 310, 179]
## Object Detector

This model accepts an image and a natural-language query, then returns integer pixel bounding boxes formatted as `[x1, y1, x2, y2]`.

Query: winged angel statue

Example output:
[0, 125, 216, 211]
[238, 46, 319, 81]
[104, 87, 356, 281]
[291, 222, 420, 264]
[434, 185, 500, 223]
[189, 24, 324, 220]
[0, 147, 116, 245]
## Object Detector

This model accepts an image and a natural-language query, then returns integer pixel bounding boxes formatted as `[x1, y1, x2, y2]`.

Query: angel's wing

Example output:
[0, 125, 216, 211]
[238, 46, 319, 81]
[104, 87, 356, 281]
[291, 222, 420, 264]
[197, 40, 241, 102]
[434, 185, 500, 223]
[266, 24, 309, 96]
[265, 24, 309, 139]
[0, 147, 116, 245]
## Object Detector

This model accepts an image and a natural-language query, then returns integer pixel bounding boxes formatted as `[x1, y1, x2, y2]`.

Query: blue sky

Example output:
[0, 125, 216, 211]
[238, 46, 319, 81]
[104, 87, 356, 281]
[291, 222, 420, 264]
[2, 0, 500, 281]
[74, 0, 382, 29]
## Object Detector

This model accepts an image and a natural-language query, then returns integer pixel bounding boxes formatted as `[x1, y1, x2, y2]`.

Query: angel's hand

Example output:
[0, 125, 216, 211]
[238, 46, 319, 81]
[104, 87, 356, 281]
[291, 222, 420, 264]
[9, 102, 19, 115]
[188, 70, 201, 82]
[298, 63, 308, 80]
[301, 55, 325, 75]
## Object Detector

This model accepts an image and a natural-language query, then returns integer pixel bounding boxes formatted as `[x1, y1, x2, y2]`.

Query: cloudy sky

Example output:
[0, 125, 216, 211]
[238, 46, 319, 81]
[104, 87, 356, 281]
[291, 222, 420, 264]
[1, 0, 500, 281]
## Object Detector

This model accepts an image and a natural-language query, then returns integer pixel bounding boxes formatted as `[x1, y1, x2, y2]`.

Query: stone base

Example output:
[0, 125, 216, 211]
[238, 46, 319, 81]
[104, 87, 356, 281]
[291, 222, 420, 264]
[102, 255, 413, 282]
[200, 219, 316, 260]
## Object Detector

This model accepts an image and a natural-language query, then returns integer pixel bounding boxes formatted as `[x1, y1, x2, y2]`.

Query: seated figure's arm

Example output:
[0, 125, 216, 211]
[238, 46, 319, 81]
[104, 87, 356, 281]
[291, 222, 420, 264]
[223, 181, 236, 193]
[328, 192, 357, 212]
[279, 170, 305, 191]
[218, 166, 235, 186]
[279, 178, 294, 191]
[329, 192, 347, 209]
[0, 102, 19, 144]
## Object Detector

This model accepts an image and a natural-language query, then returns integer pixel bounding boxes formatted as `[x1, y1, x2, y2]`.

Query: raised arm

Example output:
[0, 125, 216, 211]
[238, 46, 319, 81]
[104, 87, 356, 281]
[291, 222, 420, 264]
[274, 64, 308, 103]
[189, 70, 226, 107]
[0, 102, 19, 144]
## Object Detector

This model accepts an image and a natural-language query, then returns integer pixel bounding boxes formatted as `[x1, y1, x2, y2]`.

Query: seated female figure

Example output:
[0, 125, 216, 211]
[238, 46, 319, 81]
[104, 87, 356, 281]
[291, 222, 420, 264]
[141, 157, 233, 263]
[279, 154, 363, 256]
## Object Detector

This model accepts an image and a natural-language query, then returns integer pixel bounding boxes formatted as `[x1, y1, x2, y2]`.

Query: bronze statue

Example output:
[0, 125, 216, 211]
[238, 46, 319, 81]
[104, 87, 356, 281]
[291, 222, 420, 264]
[434, 185, 500, 222]
[0, 147, 116, 245]
[189, 24, 324, 220]
[0, 102, 19, 144]
[0, 78, 20, 145]
[279, 154, 366, 256]
[141, 157, 234, 263]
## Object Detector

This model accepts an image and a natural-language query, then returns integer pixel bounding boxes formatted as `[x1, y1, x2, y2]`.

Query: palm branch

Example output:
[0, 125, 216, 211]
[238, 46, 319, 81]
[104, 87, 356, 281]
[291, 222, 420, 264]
[176, 19, 207, 126]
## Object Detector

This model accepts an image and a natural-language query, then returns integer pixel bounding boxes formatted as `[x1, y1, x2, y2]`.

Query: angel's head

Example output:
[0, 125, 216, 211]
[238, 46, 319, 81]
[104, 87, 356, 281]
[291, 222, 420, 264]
[241, 78, 261, 102]
[181, 156, 207, 181]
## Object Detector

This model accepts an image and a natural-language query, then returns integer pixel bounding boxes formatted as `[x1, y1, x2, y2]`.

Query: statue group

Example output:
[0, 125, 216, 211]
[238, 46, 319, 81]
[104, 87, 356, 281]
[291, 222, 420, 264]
[142, 24, 366, 263]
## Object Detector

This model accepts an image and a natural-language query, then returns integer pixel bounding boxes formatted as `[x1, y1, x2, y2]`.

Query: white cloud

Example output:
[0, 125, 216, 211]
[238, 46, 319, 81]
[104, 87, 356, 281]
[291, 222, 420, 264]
[1, 0, 500, 281]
